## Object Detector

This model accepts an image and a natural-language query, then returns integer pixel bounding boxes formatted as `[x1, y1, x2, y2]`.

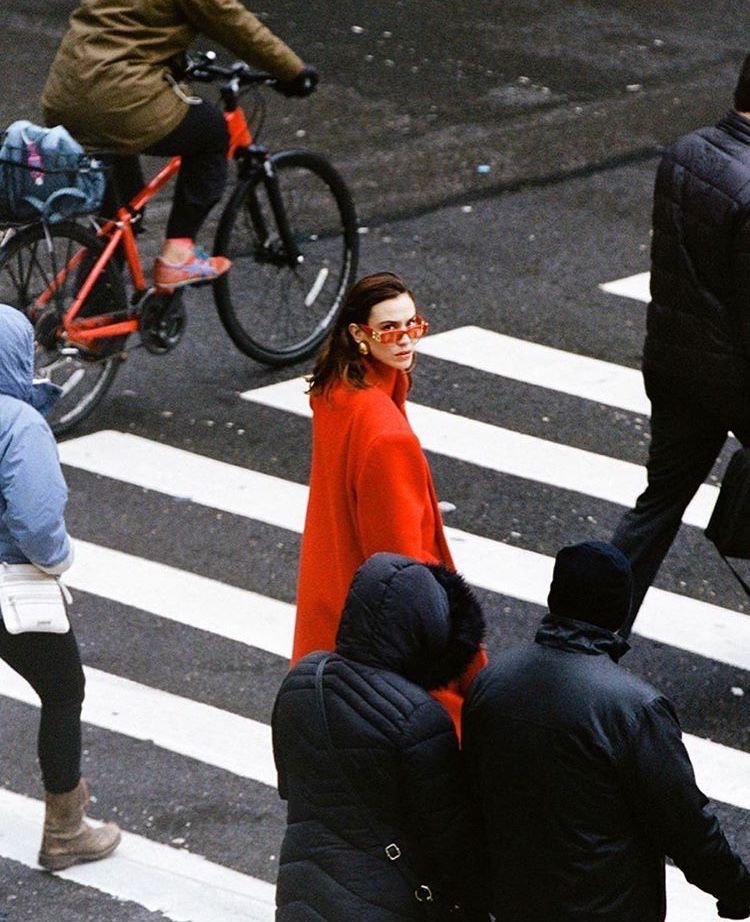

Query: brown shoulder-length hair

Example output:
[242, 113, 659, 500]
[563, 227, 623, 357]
[306, 271, 415, 396]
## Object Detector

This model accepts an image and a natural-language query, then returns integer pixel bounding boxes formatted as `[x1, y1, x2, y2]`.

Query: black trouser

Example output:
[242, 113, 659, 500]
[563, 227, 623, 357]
[104, 100, 230, 240]
[0, 622, 85, 794]
[612, 369, 750, 636]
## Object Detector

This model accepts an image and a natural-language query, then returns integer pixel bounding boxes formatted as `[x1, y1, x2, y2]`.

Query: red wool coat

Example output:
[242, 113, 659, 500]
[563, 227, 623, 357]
[294, 361, 452, 659]
[293, 360, 486, 729]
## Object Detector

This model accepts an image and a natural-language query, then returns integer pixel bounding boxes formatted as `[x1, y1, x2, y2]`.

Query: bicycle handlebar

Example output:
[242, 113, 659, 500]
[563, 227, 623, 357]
[184, 52, 278, 89]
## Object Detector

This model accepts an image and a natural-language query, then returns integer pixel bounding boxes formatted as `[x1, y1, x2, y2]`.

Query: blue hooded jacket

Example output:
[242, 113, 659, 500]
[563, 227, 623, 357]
[0, 304, 72, 571]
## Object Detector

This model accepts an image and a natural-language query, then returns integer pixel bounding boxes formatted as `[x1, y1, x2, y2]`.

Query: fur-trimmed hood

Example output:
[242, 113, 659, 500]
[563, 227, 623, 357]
[335, 552, 485, 690]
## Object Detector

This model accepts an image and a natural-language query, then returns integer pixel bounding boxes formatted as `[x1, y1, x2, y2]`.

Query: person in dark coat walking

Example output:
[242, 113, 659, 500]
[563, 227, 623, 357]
[463, 541, 750, 922]
[272, 552, 490, 922]
[612, 52, 750, 635]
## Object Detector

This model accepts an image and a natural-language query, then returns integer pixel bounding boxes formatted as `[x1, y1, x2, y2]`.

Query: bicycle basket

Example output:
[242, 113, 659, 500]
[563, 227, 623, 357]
[0, 121, 107, 225]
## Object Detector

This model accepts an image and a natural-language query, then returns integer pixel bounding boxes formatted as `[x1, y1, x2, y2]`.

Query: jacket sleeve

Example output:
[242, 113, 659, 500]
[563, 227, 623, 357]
[620, 696, 750, 907]
[355, 431, 440, 563]
[731, 212, 750, 360]
[0, 415, 72, 571]
[400, 701, 491, 920]
[174, 0, 304, 81]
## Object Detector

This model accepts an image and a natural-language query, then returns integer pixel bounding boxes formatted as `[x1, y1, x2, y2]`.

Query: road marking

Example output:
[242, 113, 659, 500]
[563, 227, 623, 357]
[6, 550, 749, 809]
[59, 432, 750, 672]
[68, 540, 294, 658]
[240, 376, 716, 528]
[599, 271, 651, 302]
[0, 788, 275, 922]
[450, 529, 750, 675]
[416, 326, 650, 415]
[59, 433, 306, 533]
[0, 788, 720, 922]
[686, 735, 750, 812]
[0, 662, 277, 788]
[665, 866, 719, 922]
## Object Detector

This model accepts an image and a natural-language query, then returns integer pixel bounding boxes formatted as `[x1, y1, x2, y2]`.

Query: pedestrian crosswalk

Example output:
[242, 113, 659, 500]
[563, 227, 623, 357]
[598, 271, 651, 303]
[0, 271, 747, 922]
[0, 788, 276, 922]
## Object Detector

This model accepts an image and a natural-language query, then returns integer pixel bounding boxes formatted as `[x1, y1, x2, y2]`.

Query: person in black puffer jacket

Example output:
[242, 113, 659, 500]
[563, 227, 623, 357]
[271, 552, 490, 922]
[463, 541, 750, 922]
[612, 51, 750, 634]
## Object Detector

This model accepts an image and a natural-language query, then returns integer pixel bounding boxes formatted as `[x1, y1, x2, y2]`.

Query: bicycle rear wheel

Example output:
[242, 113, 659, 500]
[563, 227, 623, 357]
[213, 149, 358, 366]
[0, 221, 127, 435]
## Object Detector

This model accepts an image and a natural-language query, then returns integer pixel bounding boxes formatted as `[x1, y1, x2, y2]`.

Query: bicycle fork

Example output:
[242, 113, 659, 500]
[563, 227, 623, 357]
[243, 149, 302, 268]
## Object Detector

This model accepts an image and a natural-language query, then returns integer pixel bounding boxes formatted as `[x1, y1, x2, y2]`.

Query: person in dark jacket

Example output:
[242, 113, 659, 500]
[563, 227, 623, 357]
[612, 52, 750, 635]
[463, 541, 750, 922]
[272, 552, 490, 922]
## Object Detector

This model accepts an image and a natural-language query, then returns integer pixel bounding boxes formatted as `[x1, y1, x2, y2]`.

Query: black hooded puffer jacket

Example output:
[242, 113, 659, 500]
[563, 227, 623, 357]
[272, 553, 488, 922]
[463, 615, 750, 922]
[644, 109, 750, 389]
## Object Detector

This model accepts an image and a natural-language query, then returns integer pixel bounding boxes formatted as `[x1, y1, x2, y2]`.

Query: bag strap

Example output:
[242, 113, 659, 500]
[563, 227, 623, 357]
[0, 561, 73, 604]
[314, 655, 436, 907]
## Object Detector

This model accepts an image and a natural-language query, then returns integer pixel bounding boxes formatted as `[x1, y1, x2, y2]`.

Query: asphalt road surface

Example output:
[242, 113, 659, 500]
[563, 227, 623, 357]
[0, 3, 748, 921]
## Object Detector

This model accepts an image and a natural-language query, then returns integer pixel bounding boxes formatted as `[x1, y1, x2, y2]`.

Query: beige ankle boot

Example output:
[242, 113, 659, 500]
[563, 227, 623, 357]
[38, 778, 121, 871]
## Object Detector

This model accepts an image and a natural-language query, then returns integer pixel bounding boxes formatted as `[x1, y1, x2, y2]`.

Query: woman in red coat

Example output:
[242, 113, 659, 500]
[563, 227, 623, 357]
[294, 272, 486, 729]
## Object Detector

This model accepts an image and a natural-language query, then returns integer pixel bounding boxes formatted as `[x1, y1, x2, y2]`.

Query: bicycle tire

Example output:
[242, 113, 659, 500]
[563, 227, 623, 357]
[0, 221, 127, 436]
[213, 149, 359, 366]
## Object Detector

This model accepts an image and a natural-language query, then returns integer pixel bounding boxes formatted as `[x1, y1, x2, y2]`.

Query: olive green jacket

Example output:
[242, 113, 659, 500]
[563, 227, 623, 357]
[42, 0, 304, 153]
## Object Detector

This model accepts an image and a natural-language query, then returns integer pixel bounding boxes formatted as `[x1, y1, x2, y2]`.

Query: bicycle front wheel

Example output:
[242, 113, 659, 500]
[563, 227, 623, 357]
[213, 149, 359, 366]
[0, 221, 126, 436]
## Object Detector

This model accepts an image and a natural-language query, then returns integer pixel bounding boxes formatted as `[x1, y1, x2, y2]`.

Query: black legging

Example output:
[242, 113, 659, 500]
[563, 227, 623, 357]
[106, 100, 230, 240]
[0, 622, 85, 794]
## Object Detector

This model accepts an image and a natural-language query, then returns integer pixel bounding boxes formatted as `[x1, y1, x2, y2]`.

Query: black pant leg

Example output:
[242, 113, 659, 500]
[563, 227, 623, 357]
[612, 378, 727, 635]
[143, 101, 229, 240]
[0, 622, 85, 793]
[100, 155, 146, 219]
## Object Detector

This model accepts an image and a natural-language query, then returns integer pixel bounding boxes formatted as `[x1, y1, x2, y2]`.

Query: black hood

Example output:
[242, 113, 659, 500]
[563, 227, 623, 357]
[547, 541, 633, 632]
[335, 552, 485, 690]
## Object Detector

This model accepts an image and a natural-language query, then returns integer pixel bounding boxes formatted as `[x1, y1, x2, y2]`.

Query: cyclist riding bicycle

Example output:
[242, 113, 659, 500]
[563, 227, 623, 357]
[42, 0, 318, 290]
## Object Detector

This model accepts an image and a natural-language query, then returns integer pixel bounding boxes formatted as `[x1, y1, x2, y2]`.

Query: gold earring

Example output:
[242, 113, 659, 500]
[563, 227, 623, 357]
[358, 340, 370, 355]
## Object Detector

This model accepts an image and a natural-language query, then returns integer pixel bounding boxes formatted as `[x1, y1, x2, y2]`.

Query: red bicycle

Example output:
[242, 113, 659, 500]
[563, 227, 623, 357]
[0, 53, 359, 434]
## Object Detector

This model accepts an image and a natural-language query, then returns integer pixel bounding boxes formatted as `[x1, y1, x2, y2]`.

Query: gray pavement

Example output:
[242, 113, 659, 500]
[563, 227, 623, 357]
[3, 0, 749, 219]
[0, 4, 749, 920]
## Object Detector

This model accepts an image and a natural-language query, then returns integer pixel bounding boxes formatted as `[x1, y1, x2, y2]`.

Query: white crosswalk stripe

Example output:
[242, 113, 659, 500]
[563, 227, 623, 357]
[58, 429, 750, 671]
[0, 788, 275, 922]
[2, 653, 748, 809]
[239, 374, 716, 527]
[417, 325, 650, 414]
[1, 280, 747, 921]
[69, 539, 293, 657]
[0, 662, 277, 787]
[599, 271, 651, 302]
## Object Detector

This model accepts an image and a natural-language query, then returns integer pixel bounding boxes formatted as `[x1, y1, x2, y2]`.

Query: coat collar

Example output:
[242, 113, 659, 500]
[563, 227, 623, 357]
[363, 358, 409, 412]
[534, 613, 630, 662]
[717, 109, 750, 145]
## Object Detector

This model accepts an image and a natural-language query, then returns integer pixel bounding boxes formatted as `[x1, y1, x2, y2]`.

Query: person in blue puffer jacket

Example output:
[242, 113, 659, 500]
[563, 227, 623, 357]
[0, 303, 120, 871]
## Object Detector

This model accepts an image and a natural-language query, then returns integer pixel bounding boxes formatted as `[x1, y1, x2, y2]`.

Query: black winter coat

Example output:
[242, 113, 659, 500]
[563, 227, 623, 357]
[645, 109, 750, 395]
[272, 553, 488, 922]
[462, 615, 750, 922]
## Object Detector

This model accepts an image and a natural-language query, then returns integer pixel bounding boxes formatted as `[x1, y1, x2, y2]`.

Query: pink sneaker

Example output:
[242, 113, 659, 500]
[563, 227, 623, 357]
[154, 246, 231, 290]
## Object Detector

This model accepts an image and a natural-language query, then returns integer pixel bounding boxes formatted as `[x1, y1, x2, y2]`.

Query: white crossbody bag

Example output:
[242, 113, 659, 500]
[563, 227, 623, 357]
[0, 562, 72, 634]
